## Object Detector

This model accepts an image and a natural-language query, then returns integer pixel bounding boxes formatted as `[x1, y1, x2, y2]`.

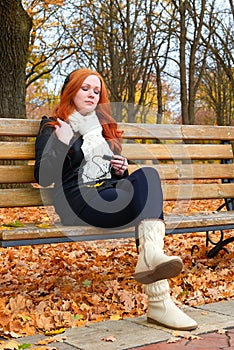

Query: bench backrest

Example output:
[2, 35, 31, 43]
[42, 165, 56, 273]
[1, 118, 234, 208]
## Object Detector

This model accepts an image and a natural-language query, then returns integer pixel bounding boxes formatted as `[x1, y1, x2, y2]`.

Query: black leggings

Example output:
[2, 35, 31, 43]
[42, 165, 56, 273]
[76, 167, 163, 230]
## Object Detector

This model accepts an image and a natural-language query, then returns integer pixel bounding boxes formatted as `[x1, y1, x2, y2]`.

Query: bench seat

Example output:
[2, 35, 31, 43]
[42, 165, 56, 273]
[1, 210, 234, 246]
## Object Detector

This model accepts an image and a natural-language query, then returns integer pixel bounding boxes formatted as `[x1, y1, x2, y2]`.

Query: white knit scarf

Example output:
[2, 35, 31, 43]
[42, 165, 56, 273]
[68, 110, 114, 183]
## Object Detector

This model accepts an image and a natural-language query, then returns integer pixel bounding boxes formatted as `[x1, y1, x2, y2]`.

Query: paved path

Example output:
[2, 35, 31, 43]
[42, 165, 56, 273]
[132, 329, 234, 349]
[2, 300, 234, 349]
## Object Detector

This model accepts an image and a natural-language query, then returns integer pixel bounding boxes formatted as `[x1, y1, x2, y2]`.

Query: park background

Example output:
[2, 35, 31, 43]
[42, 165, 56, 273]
[0, 0, 233, 339]
[0, 0, 233, 126]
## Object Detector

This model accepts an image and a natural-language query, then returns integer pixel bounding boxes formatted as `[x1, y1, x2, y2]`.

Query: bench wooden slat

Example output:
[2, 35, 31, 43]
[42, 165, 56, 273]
[2, 119, 234, 141]
[121, 123, 234, 140]
[1, 183, 234, 207]
[0, 188, 51, 207]
[1, 163, 234, 183]
[122, 144, 233, 160]
[1, 142, 233, 161]
[0, 224, 133, 241]
[164, 183, 234, 200]
[0, 118, 39, 136]
[0, 165, 35, 183]
[130, 163, 234, 180]
[0, 142, 35, 160]
[165, 210, 234, 230]
[1, 210, 234, 242]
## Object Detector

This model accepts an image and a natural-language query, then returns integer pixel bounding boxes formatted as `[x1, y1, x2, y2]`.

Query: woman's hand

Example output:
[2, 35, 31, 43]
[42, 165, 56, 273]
[110, 155, 128, 176]
[55, 118, 74, 145]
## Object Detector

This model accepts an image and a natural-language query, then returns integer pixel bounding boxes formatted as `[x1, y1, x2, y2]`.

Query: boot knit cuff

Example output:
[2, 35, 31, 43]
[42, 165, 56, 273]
[144, 279, 170, 301]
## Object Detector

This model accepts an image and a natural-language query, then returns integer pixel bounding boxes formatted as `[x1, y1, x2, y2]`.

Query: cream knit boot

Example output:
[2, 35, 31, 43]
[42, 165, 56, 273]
[145, 279, 198, 330]
[134, 219, 183, 284]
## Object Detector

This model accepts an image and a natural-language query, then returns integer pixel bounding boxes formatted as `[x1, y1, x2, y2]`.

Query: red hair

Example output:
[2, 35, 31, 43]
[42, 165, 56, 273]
[51, 68, 123, 154]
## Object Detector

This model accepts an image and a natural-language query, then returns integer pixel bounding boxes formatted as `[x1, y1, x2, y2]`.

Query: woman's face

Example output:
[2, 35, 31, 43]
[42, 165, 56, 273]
[73, 75, 101, 115]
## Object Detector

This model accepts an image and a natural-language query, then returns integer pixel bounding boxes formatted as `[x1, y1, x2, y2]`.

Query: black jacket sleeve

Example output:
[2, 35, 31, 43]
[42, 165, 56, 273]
[34, 117, 70, 187]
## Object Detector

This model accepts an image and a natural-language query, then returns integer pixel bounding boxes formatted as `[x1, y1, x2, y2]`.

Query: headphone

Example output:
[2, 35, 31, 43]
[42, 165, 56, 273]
[61, 69, 78, 95]
[61, 73, 72, 95]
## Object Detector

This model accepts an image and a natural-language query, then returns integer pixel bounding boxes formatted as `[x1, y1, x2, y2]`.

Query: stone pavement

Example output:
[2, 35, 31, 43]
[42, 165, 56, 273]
[12, 299, 234, 349]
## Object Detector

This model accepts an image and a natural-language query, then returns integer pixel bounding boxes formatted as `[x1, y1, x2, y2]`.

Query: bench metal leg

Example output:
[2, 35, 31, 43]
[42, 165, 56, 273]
[206, 230, 233, 258]
[206, 236, 234, 258]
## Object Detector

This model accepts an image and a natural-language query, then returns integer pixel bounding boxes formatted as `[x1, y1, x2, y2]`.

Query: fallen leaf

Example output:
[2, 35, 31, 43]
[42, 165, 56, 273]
[44, 328, 66, 336]
[110, 314, 121, 321]
[167, 337, 181, 343]
[36, 224, 51, 228]
[186, 334, 202, 340]
[0, 340, 20, 350]
[82, 279, 92, 287]
[72, 314, 83, 320]
[3, 220, 24, 227]
[18, 344, 31, 349]
[37, 338, 55, 345]
[171, 330, 183, 337]
[217, 329, 226, 334]
[101, 335, 116, 342]
[53, 337, 67, 342]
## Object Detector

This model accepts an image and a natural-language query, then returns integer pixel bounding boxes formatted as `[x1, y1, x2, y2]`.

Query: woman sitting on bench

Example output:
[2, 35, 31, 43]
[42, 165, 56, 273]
[34, 68, 197, 331]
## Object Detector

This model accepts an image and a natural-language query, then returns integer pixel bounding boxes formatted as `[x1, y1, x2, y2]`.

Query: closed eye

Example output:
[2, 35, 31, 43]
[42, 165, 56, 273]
[81, 84, 100, 95]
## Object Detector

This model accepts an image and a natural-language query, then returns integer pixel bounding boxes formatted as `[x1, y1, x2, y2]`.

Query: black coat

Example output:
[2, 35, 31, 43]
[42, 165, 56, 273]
[34, 116, 128, 225]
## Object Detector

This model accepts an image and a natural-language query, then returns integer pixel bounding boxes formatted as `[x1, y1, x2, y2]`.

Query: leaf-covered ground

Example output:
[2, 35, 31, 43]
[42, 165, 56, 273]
[0, 199, 233, 338]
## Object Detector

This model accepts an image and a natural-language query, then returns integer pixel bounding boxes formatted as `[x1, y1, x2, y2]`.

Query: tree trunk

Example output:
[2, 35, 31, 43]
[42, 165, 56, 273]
[179, 0, 189, 125]
[156, 63, 163, 124]
[0, 0, 32, 119]
[188, 55, 196, 125]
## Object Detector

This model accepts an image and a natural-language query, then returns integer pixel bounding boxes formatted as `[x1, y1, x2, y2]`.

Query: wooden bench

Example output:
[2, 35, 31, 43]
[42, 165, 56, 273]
[1, 118, 234, 257]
